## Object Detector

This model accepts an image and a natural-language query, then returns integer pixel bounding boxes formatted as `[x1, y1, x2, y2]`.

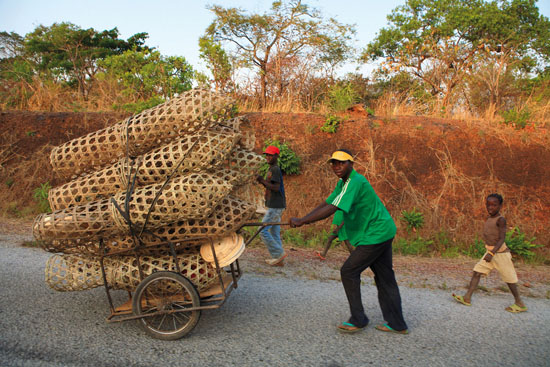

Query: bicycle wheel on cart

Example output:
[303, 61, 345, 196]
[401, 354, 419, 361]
[132, 271, 201, 340]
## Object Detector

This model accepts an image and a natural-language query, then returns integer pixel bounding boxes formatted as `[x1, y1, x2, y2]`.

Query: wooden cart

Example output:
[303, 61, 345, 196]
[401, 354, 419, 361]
[101, 221, 285, 340]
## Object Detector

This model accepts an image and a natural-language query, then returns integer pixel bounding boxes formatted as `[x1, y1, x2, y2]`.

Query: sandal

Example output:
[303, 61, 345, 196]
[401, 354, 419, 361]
[375, 323, 408, 334]
[452, 293, 471, 306]
[337, 322, 365, 333]
[505, 304, 527, 313]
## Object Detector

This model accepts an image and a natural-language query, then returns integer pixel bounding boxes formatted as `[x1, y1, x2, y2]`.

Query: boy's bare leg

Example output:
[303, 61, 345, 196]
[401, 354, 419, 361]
[344, 240, 353, 253]
[463, 271, 482, 304]
[506, 283, 526, 308]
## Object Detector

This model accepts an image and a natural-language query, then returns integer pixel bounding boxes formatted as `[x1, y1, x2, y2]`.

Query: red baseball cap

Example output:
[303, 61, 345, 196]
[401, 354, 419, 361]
[263, 145, 280, 155]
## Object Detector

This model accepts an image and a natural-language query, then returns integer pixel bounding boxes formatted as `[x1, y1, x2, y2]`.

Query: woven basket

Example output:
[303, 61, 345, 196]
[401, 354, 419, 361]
[48, 130, 240, 210]
[34, 173, 232, 242]
[231, 182, 266, 213]
[45, 252, 218, 292]
[213, 115, 255, 150]
[39, 195, 256, 256]
[224, 148, 264, 181]
[50, 89, 235, 180]
[33, 198, 116, 242]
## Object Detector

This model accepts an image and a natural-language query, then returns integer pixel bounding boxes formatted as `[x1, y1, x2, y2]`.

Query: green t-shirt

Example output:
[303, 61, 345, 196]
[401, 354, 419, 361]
[326, 169, 396, 246]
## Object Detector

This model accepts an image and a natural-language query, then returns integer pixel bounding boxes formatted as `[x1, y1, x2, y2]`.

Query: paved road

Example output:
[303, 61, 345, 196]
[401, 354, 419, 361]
[1, 236, 549, 367]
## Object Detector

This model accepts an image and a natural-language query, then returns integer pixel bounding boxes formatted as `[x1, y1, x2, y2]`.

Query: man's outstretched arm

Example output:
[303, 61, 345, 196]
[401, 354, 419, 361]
[290, 202, 338, 227]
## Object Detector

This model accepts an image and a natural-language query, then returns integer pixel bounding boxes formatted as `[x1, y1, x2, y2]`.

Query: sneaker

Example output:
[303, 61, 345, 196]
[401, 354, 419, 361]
[265, 252, 287, 266]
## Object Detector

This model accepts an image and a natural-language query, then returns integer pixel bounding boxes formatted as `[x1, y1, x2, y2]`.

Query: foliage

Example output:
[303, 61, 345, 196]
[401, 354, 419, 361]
[205, 0, 355, 106]
[114, 95, 165, 114]
[320, 114, 342, 133]
[23, 22, 149, 100]
[461, 238, 486, 258]
[198, 36, 233, 92]
[505, 227, 541, 259]
[282, 227, 331, 248]
[33, 182, 52, 213]
[500, 107, 531, 129]
[400, 208, 424, 232]
[0, 31, 24, 58]
[362, 0, 550, 108]
[259, 139, 301, 176]
[326, 83, 359, 111]
[393, 236, 434, 256]
[98, 49, 193, 101]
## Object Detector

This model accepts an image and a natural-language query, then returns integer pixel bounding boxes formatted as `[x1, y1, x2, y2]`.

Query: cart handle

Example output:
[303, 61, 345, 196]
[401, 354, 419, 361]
[237, 221, 290, 246]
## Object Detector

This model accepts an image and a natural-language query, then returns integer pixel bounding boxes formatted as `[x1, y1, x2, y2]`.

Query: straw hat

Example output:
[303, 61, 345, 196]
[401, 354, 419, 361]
[200, 233, 245, 267]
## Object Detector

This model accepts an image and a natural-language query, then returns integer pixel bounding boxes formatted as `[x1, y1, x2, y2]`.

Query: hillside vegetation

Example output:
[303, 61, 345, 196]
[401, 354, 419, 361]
[1, 110, 548, 262]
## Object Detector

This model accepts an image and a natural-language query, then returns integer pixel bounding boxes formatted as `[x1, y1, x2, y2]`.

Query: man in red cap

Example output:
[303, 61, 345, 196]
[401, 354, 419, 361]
[256, 145, 287, 265]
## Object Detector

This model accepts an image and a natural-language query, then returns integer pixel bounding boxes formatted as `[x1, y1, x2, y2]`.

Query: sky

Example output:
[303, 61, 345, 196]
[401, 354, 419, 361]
[1, 0, 550, 77]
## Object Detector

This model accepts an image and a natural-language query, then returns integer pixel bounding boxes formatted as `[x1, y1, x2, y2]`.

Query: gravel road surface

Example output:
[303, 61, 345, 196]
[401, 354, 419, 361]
[1, 233, 549, 367]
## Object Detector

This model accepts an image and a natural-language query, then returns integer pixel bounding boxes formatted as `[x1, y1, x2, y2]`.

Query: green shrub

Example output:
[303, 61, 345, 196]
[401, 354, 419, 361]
[505, 227, 541, 259]
[320, 114, 342, 133]
[400, 208, 424, 232]
[282, 228, 331, 249]
[461, 238, 486, 258]
[326, 83, 359, 112]
[259, 139, 301, 176]
[393, 237, 433, 256]
[500, 108, 530, 129]
[33, 182, 52, 213]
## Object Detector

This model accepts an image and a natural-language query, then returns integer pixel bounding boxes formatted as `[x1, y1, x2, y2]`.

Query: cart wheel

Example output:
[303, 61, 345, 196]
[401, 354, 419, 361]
[132, 271, 201, 340]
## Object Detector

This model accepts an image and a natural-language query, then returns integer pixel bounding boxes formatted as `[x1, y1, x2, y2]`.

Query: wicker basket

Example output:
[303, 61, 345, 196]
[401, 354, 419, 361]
[50, 89, 235, 180]
[231, 183, 267, 214]
[224, 148, 264, 181]
[213, 115, 255, 150]
[45, 252, 218, 292]
[48, 130, 240, 210]
[34, 173, 232, 242]
[38, 195, 256, 256]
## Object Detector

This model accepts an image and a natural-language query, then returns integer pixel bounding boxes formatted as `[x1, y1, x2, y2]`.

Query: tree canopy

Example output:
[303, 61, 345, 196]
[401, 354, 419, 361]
[362, 0, 550, 109]
[204, 0, 355, 106]
[24, 22, 149, 100]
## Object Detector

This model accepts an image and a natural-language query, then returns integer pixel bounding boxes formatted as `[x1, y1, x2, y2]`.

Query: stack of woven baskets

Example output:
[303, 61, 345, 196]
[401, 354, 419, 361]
[33, 89, 264, 294]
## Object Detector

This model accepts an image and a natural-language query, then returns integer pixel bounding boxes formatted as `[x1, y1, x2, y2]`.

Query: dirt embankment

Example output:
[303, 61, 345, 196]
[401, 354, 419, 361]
[1, 110, 549, 252]
[247, 112, 550, 251]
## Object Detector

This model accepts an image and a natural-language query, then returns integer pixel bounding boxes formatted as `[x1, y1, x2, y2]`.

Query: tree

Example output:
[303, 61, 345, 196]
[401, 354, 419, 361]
[0, 32, 34, 109]
[0, 31, 24, 59]
[467, 0, 550, 111]
[204, 0, 354, 107]
[24, 22, 149, 100]
[98, 49, 194, 111]
[198, 36, 234, 92]
[362, 0, 550, 111]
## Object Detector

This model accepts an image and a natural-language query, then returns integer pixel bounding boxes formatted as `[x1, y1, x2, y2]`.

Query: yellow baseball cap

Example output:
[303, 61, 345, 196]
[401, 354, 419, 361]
[328, 150, 354, 163]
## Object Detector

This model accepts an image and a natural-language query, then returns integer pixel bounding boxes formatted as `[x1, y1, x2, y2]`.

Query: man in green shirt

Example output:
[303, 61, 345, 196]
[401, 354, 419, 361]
[290, 149, 408, 334]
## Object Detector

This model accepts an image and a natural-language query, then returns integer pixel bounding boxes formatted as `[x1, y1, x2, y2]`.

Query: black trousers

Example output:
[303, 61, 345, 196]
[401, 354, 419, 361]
[340, 237, 407, 331]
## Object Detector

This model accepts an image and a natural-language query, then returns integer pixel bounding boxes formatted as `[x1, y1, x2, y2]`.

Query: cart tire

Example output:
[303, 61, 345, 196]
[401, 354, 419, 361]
[132, 271, 201, 340]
